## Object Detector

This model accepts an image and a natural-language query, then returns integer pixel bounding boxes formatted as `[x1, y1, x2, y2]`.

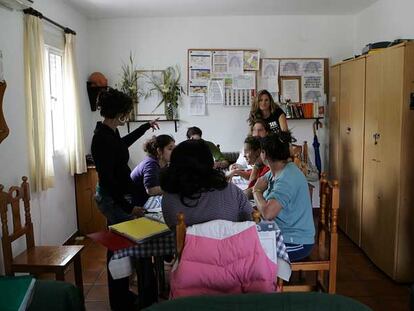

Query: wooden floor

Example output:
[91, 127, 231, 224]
[60, 231, 410, 311]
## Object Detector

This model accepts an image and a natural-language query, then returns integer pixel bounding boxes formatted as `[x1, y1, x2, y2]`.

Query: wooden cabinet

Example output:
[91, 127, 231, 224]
[334, 58, 365, 246]
[75, 167, 106, 235]
[330, 42, 414, 281]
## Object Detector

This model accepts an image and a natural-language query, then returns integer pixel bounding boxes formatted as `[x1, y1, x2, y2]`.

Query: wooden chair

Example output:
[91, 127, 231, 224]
[278, 173, 339, 293]
[0, 177, 84, 293]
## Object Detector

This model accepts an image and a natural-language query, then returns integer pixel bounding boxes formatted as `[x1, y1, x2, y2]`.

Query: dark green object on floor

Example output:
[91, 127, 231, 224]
[145, 292, 371, 311]
[27, 280, 84, 311]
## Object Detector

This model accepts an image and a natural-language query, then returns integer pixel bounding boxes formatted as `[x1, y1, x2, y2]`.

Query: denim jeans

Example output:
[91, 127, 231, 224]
[95, 191, 134, 226]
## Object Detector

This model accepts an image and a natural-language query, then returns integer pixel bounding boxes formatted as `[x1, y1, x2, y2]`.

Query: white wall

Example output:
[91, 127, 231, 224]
[0, 0, 90, 273]
[354, 0, 414, 54]
[88, 15, 353, 160]
[88, 15, 354, 205]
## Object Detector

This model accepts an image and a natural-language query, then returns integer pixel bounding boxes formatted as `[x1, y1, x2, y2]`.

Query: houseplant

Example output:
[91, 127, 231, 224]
[119, 52, 141, 120]
[146, 65, 185, 120]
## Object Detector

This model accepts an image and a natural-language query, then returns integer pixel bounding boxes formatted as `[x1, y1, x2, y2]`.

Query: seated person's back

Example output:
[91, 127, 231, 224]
[160, 140, 253, 227]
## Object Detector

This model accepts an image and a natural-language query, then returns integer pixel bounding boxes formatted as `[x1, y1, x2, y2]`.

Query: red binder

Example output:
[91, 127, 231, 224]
[88, 230, 135, 251]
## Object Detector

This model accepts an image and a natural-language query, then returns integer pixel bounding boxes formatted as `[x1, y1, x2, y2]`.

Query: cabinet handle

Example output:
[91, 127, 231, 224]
[346, 127, 351, 134]
[373, 133, 380, 145]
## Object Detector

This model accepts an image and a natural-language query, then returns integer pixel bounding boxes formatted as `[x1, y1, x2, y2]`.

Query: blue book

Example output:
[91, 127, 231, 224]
[0, 276, 36, 311]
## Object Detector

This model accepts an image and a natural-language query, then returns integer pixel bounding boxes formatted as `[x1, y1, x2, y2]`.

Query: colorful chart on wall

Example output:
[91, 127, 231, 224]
[188, 49, 259, 109]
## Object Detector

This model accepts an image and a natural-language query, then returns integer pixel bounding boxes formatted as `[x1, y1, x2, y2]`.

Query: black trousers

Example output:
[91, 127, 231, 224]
[107, 251, 158, 310]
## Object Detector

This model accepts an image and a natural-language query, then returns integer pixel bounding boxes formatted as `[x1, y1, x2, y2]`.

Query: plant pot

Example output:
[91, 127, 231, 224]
[165, 103, 175, 120]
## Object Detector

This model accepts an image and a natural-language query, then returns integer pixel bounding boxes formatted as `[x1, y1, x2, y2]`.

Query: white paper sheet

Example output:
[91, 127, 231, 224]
[243, 50, 260, 71]
[302, 60, 324, 76]
[233, 72, 256, 90]
[280, 59, 303, 76]
[227, 51, 244, 75]
[207, 79, 225, 105]
[262, 59, 279, 78]
[189, 84, 208, 95]
[281, 79, 300, 103]
[259, 77, 278, 93]
[189, 50, 212, 70]
[189, 94, 206, 115]
[212, 51, 228, 74]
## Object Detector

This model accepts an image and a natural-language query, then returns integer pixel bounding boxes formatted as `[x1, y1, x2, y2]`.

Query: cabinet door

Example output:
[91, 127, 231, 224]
[375, 46, 404, 276]
[339, 58, 365, 245]
[362, 53, 382, 259]
[329, 65, 340, 181]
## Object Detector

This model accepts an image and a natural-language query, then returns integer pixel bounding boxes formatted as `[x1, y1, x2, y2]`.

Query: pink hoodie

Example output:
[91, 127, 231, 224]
[170, 220, 278, 298]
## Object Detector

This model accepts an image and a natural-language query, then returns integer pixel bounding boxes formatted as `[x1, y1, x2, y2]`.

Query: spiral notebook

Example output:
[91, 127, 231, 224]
[109, 217, 170, 244]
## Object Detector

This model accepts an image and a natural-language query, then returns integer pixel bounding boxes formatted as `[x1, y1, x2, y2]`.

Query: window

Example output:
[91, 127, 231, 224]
[44, 45, 65, 153]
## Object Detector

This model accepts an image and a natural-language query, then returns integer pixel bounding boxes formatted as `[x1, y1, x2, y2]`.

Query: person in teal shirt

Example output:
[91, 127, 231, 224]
[186, 126, 229, 169]
[253, 132, 315, 261]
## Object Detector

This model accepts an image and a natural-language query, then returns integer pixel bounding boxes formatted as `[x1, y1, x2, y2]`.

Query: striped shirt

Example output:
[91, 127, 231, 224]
[161, 183, 253, 228]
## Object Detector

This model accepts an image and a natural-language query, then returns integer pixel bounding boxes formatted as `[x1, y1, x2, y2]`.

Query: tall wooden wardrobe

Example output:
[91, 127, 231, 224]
[329, 42, 414, 282]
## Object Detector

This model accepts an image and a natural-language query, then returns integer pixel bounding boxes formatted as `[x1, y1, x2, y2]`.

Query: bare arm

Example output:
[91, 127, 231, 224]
[146, 186, 163, 196]
[279, 114, 288, 131]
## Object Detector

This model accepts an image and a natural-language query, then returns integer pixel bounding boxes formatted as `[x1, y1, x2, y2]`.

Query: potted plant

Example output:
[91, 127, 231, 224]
[119, 52, 141, 120]
[146, 65, 185, 120]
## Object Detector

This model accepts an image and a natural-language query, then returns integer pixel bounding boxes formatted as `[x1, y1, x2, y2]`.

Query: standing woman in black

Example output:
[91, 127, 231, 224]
[248, 89, 288, 134]
[91, 88, 159, 310]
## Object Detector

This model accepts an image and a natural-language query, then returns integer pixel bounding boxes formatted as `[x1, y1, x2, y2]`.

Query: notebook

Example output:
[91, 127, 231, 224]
[0, 276, 36, 311]
[87, 230, 135, 251]
[109, 217, 170, 244]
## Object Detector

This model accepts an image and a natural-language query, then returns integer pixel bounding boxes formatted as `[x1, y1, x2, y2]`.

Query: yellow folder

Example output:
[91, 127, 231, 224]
[109, 217, 170, 244]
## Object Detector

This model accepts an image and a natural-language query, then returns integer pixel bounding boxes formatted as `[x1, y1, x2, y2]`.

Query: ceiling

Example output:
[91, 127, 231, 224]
[67, 0, 378, 19]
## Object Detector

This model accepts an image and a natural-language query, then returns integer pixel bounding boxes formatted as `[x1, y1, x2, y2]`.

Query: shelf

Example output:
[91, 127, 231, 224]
[286, 117, 324, 120]
[126, 119, 179, 133]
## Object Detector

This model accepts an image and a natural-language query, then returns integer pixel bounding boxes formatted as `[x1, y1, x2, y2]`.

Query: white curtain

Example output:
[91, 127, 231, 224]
[24, 14, 55, 192]
[63, 33, 87, 175]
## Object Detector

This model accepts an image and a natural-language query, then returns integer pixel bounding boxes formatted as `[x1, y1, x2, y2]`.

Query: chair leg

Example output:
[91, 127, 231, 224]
[56, 269, 65, 282]
[74, 254, 84, 297]
[277, 277, 284, 292]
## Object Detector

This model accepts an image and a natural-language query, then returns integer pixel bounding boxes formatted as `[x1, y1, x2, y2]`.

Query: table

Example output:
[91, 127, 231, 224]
[109, 217, 291, 281]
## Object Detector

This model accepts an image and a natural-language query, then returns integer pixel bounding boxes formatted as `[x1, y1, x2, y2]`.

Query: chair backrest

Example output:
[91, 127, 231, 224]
[0, 177, 35, 275]
[318, 173, 339, 292]
[175, 211, 261, 259]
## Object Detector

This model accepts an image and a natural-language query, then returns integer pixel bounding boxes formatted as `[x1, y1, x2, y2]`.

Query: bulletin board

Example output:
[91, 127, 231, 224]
[187, 49, 260, 113]
[259, 58, 329, 104]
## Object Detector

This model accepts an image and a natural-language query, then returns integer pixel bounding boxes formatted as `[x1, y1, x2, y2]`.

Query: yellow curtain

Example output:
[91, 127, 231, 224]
[24, 14, 54, 191]
[63, 33, 87, 175]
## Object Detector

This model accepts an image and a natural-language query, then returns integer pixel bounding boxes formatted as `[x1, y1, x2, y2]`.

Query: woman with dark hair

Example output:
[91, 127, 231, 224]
[242, 136, 270, 199]
[252, 132, 315, 262]
[248, 89, 288, 134]
[91, 88, 159, 311]
[160, 140, 253, 228]
[131, 134, 175, 205]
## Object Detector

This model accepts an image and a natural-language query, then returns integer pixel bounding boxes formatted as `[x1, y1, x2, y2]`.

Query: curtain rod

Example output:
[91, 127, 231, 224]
[23, 8, 76, 35]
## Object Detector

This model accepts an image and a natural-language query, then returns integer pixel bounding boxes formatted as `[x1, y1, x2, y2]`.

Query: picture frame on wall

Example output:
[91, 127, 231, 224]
[280, 76, 301, 103]
[136, 70, 166, 119]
